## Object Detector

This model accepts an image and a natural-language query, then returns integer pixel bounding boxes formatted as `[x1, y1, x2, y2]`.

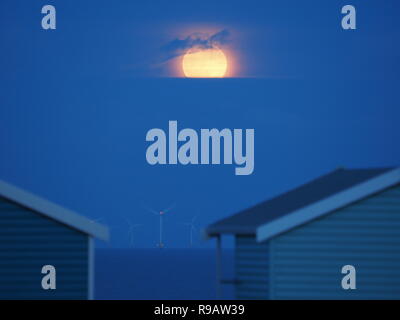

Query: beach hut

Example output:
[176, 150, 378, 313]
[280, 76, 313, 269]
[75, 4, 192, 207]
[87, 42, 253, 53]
[0, 180, 109, 299]
[206, 167, 400, 299]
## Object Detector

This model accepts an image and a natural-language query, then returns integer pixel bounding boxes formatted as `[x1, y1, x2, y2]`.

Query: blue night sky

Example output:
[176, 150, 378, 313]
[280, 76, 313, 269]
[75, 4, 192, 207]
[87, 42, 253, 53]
[0, 0, 399, 248]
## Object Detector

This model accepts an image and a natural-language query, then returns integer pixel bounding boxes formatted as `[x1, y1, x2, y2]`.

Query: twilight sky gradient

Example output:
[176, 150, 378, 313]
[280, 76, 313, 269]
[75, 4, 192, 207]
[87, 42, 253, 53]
[0, 0, 399, 247]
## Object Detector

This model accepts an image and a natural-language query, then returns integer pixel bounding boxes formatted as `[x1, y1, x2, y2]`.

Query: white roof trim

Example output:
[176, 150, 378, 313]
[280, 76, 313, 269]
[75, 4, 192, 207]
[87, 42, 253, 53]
[0, 180, 109, 241]
[256, 167, 400, 243]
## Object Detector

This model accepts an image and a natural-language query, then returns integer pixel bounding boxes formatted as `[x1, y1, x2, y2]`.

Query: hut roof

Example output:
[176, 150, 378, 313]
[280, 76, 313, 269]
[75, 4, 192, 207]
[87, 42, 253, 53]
[206, 167, 400, 242]
[0, 179, 109, 240]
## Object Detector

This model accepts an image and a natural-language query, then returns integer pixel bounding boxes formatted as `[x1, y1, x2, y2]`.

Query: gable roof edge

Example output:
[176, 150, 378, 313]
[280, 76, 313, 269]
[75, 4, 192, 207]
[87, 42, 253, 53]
[256, 167, 400, 242]
[0, 180, 109, 241]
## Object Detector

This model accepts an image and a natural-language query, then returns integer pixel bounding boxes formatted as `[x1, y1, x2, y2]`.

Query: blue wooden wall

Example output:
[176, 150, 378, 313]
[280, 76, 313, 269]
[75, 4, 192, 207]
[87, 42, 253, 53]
[235, 235, 269, 299]
[0, 196, 89, 299]
[269, 184, 400, 299]
[235, 184, 400, 299]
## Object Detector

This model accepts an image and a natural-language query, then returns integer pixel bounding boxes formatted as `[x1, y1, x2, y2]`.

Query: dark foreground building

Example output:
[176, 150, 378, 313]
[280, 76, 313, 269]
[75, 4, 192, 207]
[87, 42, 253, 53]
[207, 167, 400, 299]
[0, 180, 108, 299]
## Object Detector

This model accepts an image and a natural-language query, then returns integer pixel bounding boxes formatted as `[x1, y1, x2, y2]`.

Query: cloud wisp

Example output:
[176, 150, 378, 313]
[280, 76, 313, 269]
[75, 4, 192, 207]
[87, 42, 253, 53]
[159, 29, 230, 63]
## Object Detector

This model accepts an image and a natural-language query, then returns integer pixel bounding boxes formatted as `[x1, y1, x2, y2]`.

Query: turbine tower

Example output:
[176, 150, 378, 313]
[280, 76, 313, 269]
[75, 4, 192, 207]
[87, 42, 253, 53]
[144, 203, 175, 248]
[182, 216, 197, 248]
[126, 219, 142, 248]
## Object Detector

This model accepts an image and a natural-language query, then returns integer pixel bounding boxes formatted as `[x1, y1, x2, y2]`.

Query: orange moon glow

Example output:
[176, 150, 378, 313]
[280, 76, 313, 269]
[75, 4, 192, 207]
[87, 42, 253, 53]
[182, 48, 228, 78]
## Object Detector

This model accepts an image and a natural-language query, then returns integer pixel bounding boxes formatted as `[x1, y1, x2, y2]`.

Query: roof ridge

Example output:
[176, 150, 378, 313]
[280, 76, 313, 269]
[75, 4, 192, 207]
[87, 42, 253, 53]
[0, 179, 109, 241]
[206, 167, 400, 238]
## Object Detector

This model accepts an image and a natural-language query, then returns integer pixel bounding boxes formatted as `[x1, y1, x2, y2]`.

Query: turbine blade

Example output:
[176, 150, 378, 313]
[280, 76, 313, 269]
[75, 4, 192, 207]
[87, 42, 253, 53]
[163, 202, 176, 213]
[124, 218, 133, 227]
[143, 205, 159, 215]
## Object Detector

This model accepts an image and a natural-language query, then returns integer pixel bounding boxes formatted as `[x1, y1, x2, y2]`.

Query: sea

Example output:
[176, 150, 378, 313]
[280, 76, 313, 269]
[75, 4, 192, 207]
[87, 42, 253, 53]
[95, 249, 235, 300]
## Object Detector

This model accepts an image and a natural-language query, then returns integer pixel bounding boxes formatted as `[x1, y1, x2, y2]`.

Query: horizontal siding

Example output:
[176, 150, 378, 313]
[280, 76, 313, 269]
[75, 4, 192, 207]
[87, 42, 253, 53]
[0, 196, 89, 299]
[235, 235, 269, 299]
[270, 184, 400, 300]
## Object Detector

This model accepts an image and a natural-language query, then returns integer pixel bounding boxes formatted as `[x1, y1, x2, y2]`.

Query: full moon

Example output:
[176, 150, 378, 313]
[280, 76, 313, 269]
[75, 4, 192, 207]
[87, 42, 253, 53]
[182, 48, 228, 78]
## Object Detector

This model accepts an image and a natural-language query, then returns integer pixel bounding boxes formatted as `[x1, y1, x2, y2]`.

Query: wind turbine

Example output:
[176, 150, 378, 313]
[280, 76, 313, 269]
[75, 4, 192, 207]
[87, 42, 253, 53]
[125, 219, 142, 248]
[182, 216, 197, 248]
[144, 203, 175, 248]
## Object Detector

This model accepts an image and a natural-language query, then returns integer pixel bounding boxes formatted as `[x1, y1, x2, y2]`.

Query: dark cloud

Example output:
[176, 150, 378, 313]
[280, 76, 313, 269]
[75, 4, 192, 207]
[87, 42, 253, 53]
[159, 29, 230, 62]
